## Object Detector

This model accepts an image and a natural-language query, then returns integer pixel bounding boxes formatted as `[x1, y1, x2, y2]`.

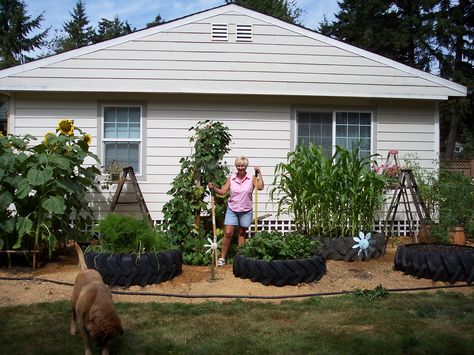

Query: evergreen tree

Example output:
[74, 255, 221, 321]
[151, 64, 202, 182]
[93, 15, 134, 43]
[319, 0, 473, 159]
[146, 14, 165, 28]
[0, 0, 48, 69]
[318, 0, 436, 71]
[435, 0, 474, 159]
[319, 0, 398, 62]
[225, 0, 303, 24]
[55, 0, 94, 52]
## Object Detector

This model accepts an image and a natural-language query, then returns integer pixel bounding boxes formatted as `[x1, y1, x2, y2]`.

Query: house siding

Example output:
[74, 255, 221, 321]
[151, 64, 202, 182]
[1, 10, 464, 99]
[376, 100, 437, 169]
[12, 93, 437, 226]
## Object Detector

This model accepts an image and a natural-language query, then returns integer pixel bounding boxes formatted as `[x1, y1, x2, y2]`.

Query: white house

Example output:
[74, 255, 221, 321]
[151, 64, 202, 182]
[0, 4, 467, 233]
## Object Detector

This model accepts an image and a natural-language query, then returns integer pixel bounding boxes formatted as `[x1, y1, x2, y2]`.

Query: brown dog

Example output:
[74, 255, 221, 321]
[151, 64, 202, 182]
[71, 243, 123, 355]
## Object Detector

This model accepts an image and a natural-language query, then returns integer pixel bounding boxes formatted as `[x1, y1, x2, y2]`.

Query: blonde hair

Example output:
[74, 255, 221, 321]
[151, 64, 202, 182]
[235, 156, 249, 167]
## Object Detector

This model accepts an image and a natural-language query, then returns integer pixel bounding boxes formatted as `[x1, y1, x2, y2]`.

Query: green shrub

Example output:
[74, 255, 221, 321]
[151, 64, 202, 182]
[240, 231, 320, 261]
[88, 214, 173, 254]
[436, 170, 474, 241]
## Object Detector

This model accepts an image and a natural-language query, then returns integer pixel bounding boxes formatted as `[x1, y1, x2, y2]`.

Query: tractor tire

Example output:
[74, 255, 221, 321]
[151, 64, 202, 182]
[84, 249, 182, 287]
[232, 254, 326, 287]
[394, 243, 474, 284]
[321, 233, 386, 261]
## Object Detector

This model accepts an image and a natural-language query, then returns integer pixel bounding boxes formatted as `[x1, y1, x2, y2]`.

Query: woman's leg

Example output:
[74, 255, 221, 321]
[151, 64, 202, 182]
[237, 227, 247, 246]
[221, 224, 234, 260]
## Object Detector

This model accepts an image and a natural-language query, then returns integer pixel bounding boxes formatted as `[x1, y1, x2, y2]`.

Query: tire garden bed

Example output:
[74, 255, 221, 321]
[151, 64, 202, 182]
[84, 249, 182, 287]
[394, 243, 474, 284]
[321, 232, 386, 261]
[233, 254, 326, 287]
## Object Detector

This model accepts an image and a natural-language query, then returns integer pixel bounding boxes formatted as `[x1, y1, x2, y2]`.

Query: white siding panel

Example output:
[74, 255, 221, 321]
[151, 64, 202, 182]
[140, 31, 331, 46]
[376, 101, 436, 169]
[17, 68, 423, 88]
[51, 59, 397, 76]
[79, 49, 378, 66]
[2, 77, 452, 99]
[109, 41, 353, 57]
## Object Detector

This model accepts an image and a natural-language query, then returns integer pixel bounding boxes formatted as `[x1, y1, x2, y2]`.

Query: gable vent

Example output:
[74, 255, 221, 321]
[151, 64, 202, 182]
[212, 23, 228, 41]
[236, 24, 252, 42]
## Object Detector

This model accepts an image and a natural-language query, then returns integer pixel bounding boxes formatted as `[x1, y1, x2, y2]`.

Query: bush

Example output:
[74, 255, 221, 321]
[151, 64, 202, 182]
[88, 214, 174, 254]
[240, 231, 320, 261]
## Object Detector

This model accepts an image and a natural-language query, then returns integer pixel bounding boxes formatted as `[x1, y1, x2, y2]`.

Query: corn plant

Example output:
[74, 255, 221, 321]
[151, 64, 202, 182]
[270, 144, 385, 238]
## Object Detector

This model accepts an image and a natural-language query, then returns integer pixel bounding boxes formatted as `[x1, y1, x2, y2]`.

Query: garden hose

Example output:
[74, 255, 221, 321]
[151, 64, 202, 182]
[1, 275, 473, 300]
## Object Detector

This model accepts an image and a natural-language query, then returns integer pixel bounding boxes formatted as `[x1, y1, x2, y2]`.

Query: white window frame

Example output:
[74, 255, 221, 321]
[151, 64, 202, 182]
[102, 104, 143, 175]
[294, 108, 375, 157]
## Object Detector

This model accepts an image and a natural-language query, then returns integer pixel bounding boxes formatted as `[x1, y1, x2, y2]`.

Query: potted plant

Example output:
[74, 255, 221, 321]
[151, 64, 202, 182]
[84, 213, 182, 287]
[270, 144, 386, 262]
[233, 231, 326, 286]
[101, 160, 125, 189]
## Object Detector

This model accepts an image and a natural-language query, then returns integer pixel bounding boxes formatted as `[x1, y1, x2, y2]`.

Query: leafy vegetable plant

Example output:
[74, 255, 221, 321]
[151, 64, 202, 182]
[240, 231, 320, 261]
[88, 213, 173, 254]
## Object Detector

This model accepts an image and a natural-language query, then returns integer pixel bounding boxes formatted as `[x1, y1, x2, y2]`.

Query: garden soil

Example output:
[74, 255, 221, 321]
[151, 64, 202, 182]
[1, 237, 473, 306]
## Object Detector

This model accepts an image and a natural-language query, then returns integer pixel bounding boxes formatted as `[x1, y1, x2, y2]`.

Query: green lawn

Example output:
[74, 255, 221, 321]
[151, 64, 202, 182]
[1, 291, 473, 354]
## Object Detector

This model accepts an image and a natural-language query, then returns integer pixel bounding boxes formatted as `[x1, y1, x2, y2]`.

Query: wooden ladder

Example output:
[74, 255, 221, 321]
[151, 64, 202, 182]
[384, 168, 432, 246]
[110, 166, 153, 227]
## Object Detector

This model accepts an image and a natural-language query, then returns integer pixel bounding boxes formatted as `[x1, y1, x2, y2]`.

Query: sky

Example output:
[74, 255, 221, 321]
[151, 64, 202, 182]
[24, 0, 341, 36]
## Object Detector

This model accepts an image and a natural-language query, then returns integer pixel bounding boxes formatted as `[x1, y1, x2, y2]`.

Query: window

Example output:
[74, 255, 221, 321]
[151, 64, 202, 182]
[297, 110, 372, 158]
[103, 106, 141, 173]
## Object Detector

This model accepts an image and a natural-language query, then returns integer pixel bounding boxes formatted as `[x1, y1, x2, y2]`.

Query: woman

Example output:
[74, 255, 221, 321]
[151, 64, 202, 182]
[208, 156, 264, 266]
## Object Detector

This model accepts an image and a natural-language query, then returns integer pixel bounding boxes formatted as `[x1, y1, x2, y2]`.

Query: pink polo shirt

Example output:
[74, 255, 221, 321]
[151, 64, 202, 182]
[227, 172, 254, 212]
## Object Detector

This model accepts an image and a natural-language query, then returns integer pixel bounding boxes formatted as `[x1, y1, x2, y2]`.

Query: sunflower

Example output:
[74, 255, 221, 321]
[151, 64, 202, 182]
[81, 133, 92, 145]
[43, 132, 56, 145]
[57, 119, 75, 136]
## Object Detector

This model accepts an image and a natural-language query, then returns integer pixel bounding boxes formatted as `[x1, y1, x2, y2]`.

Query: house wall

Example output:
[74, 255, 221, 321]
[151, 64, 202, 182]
[11, 92, 437, 233]
[2, 11, 462, 100]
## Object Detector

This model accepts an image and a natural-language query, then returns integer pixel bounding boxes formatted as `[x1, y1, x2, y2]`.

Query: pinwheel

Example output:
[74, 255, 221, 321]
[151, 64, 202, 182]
[352, 231, 375, 257]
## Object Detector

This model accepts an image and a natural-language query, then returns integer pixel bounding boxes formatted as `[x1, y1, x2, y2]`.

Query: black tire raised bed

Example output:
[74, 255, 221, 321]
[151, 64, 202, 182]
[321, 232, 386, 261]
[84, 249, 182, 287]
[394, 243, 474, 284]
[233, 254, 326, 287]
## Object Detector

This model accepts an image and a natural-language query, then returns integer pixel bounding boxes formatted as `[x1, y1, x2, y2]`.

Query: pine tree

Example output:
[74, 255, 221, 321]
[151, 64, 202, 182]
[55, 0, 94, 52]
[93, 15, 134, 43]
[146, 14, 165, 28]
[225, 0, 303, 24]
[0, 0, 48, 69]
[318, 0, 436, 71]
[435, 0, 474, 159]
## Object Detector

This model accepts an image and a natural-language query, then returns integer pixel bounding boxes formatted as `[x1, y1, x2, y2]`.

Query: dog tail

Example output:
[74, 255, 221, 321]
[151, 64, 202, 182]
[74, 242, 88, 270]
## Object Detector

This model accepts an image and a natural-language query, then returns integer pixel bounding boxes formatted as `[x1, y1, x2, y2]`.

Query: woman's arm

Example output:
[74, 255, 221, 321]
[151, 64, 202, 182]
[254, 167, 264, 190]
[208, 177, 230, 196]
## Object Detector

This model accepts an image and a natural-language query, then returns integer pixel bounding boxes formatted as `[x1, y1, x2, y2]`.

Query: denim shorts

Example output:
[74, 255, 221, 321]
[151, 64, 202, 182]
[224, 208, 253, 228]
